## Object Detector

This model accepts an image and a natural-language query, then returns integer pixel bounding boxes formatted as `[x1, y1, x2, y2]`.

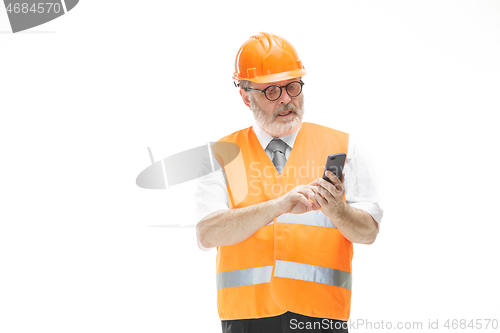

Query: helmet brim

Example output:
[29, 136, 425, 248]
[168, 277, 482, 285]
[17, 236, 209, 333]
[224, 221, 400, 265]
[233, 69, 306, 84]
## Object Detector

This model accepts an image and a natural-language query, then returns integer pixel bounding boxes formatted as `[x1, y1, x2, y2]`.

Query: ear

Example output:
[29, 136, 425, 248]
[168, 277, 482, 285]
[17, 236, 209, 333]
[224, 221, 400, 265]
[239, 89, 252, 108]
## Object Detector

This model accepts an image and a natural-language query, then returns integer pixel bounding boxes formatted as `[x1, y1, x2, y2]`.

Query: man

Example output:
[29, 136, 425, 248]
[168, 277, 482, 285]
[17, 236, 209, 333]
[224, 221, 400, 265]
[195, 32, 383, 333]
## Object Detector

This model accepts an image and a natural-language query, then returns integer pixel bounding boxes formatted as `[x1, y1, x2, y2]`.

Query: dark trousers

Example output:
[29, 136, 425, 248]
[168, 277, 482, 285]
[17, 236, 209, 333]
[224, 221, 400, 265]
[221, 312, 348, 333]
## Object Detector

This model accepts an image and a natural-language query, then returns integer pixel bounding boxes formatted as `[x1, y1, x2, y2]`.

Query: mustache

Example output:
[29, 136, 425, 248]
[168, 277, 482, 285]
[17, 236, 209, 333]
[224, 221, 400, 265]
[272, 103, 299, 119]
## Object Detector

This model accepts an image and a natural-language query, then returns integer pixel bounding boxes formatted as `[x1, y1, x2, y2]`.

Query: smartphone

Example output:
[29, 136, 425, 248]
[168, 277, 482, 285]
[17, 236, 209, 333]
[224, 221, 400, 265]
[322, 153, 346, 183]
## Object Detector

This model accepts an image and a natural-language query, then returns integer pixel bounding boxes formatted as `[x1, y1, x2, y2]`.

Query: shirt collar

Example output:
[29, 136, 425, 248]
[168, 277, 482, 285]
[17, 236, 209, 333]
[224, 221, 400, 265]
[252, 122, 301, 150]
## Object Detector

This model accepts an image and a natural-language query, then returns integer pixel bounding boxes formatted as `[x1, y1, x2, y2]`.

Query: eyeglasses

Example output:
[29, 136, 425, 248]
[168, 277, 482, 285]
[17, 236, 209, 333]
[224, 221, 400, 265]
[244, 80, 304, 101]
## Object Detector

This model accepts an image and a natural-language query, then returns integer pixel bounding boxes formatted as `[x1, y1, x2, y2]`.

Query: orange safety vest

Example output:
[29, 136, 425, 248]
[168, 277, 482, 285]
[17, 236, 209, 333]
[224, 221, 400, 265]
[212, 122, 352, 321]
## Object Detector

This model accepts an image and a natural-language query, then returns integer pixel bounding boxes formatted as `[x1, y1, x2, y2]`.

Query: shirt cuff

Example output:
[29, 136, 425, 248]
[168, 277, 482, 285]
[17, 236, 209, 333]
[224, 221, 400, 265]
[347, 202, 384, 224]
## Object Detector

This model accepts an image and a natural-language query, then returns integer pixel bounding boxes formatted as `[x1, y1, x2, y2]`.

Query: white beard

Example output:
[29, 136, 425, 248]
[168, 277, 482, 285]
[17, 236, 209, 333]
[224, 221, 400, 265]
[249, 94, 305, 138]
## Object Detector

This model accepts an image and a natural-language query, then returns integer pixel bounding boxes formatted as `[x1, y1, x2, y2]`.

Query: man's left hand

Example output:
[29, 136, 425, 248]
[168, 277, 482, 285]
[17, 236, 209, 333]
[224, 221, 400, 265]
[311, 170, 379, 244]
[310, 170, 347, 222]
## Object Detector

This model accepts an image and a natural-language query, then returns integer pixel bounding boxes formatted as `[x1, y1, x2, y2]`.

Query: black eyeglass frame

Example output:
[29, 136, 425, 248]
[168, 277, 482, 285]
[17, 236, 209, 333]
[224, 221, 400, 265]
[243, 80, 305, 101]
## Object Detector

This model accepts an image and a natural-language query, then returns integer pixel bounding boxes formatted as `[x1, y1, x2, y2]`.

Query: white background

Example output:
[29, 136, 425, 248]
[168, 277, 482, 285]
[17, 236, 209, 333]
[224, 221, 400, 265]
[1, 1, 499, 332]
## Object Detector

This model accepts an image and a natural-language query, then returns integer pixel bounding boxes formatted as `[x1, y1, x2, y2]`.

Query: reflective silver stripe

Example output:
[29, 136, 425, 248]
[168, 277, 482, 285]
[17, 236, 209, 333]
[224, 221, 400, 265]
[276, 210, 337, 229]
[216, 266, 273, 290]
[274, 260, 352, 290]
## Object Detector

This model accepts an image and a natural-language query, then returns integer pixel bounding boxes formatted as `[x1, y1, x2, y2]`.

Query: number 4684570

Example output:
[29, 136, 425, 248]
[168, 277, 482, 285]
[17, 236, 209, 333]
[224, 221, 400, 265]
[6, 3, 62, 14]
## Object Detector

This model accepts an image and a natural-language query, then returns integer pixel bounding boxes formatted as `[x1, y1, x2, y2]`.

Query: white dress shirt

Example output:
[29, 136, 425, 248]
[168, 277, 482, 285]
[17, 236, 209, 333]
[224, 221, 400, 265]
[195, 122, 384, 250]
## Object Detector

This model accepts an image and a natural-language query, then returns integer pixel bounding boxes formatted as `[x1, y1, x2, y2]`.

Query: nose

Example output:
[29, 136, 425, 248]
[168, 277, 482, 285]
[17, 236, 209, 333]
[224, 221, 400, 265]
[278, 87, 292, 104]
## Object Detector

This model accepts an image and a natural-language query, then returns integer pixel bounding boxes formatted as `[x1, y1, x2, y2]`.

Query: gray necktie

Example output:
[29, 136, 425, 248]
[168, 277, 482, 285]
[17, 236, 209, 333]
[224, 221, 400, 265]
[267, 138, 288, 174]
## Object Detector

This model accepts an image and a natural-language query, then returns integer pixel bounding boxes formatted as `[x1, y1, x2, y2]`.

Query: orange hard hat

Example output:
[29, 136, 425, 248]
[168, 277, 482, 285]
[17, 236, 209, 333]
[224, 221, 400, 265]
[233, 32, 306, 84]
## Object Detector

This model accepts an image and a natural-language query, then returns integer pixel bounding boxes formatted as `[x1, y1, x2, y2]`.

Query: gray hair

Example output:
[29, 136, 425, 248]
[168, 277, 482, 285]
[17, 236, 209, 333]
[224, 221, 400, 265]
[238, 79, 252, 90]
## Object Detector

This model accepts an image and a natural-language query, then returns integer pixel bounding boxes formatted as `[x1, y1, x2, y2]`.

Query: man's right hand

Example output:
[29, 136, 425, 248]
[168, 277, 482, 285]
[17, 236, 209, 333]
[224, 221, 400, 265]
[198, 183, 320, 248]
[277, 184, 321, 215]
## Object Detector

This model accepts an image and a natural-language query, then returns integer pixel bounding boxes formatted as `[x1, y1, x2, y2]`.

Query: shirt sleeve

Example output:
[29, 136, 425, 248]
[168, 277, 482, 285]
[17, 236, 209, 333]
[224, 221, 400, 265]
[194, 164, 229, 251]
[343, 139, 384, 224]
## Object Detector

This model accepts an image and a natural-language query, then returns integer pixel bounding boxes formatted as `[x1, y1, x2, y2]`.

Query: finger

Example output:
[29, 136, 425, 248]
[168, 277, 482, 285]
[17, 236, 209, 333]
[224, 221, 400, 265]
[318, 181, 344, 203]
[329, 176, 344, 194]
[301, 185, 322, 196]
[290, 192, 312, 209]
[323, 172, 344, 194]
[326, 170, 342, 185]
[306, 196, 321, 210]
[315, 193, 327, 207]
[316, 177, 336, 196]
[296, 186, 311, 196]
[295, 189, 313, 203]
[305, 188, 321, 208]
[307, 185, 321, 194]
[298, 195, 313, 208]
[310, 200, 321, 210]
[302, 187, 315, 200]
[303, 187, 321, 208]
[308, 179, 320, 186]
[341, 172, 345, 183]
[315, 185, 334, 203]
